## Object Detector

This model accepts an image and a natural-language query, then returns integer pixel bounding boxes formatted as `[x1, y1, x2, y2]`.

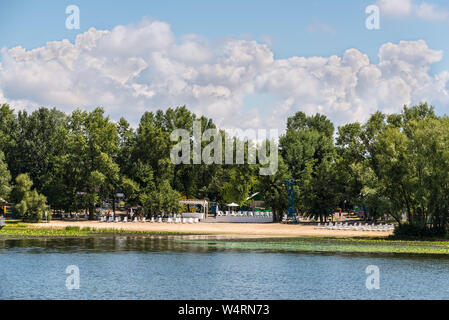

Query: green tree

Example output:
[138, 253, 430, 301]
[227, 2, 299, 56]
[58, 108, 120, 218]
[11, 173, 33, 204]
[280, 112, 339, 221]
[0, 104, 19, 176]
[121, 177, 140, 208]
[258, 155, 289, 222]
[0, 151, 11, 200]
[141, 179, 182, 216]
[16, 190, 50, 222]
[12, 173, 50, 222]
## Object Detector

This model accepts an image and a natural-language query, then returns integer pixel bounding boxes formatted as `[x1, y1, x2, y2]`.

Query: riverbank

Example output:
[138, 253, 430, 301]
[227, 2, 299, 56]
[3, 221, 449, 255]
[0, 221, 193, 239]
[31, 220, 393, 238]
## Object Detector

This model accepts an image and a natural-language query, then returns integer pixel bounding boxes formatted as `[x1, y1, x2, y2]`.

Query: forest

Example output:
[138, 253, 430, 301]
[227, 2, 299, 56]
[1, 102, 448, 235]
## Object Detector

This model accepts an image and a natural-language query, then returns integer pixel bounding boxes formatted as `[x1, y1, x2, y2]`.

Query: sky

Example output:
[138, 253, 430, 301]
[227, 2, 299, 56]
[0, 0, 448, 131]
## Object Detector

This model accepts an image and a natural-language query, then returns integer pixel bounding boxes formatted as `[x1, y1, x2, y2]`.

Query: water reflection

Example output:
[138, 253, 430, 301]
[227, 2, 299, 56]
[0, 235, 220, 254]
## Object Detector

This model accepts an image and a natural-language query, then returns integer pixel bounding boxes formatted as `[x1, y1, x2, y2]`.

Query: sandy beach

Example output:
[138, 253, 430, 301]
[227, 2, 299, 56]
[34, 220, 393, 238]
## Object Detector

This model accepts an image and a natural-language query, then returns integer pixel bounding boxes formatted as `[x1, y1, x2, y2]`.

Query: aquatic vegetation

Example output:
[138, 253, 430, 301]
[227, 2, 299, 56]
[185, 237, 449, 255]
[0, 222, 194, 239]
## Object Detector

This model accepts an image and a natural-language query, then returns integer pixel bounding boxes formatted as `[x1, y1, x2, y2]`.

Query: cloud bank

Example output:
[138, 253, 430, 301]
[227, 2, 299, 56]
[0, 19, 448, 131]
[377, 0, 449, 22]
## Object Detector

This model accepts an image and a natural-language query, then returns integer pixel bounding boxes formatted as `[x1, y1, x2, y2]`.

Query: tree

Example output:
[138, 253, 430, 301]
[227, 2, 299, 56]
[0, 104, 19, 176]
[335, 122, 365, 210]
[59, 108, 120, 218]
[14, 108, 67, 191]
[140, 179, 182, 216]
[16, 190, 50, 222]
[121, 177, 140, 208]
[280, 111, 339, 221]
[11, 173, 33, 204]
[12, 174, 50, 222]
[258, 155, 289, 222]
[0, 151, 11, 200]
[117, 117, 136, 178]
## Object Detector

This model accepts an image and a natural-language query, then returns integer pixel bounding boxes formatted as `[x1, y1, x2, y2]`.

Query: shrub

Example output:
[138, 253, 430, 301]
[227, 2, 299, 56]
[393, 223, 444, 238]
[65, 226, 80, 231]
[16, 189, 50, 222]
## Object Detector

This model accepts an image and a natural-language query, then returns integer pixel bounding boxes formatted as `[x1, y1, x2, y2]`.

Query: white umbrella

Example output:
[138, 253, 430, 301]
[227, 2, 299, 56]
[227, 203, 239, 213]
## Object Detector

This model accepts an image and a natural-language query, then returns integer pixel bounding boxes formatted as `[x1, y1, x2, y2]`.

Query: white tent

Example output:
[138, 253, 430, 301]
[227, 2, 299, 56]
[227, 203, 239, 207]
[179, 199, 208, 220]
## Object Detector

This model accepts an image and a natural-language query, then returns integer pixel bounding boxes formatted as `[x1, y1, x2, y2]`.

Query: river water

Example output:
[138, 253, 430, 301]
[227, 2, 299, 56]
[1, 236, 449, 300]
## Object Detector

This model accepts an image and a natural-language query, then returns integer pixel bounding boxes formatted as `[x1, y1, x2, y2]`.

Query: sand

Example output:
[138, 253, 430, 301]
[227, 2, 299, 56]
[34, 220, 393, 238]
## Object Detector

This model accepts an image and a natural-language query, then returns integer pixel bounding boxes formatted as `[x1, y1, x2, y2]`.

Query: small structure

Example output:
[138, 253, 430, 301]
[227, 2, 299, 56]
[180, 199, 208, 220]
[246, 192, 265, 210]
[0, 198, 6, 229]
[284, 178, 298, 223]
[227, 203, 239, 213]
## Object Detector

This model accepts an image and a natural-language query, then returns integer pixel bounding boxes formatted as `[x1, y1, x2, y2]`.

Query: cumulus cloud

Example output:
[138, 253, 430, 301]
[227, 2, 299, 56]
[0, 19, 448, 132]
[377, 0, 449, 22]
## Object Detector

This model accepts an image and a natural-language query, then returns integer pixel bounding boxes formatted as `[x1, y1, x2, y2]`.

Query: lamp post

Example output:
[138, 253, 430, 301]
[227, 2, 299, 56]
[284, 178, 297, 223]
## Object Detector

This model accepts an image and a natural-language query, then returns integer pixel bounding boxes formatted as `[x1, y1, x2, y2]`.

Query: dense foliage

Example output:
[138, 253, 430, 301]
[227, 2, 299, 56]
[1, 102, 449, 233]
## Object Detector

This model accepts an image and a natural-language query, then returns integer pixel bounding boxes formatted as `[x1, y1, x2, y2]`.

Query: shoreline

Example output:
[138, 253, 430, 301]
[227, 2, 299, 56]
[31, 220, 392, 239]
[4, 221, 449, 255]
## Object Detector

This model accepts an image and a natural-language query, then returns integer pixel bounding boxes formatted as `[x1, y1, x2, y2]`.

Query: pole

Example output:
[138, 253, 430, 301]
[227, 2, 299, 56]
[284, 178, 297, 223]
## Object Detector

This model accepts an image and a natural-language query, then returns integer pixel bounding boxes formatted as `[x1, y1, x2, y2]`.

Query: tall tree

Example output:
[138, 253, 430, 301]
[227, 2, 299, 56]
[0, 151, 11, 201]
[280, 112, 339, 221]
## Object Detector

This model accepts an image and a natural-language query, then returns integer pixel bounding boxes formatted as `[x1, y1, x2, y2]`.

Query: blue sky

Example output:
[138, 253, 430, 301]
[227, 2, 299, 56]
[0, 0, 448, 129]
[1, 0, 447, 69]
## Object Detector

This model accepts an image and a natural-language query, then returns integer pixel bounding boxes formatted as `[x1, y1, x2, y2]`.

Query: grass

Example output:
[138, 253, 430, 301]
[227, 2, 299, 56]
[183, 237, 449, 255]
[0, 220, 193, 239]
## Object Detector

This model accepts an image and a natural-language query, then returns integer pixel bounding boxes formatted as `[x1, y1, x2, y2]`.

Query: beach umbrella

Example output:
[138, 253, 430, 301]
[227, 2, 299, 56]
[227, 203, 239, 212]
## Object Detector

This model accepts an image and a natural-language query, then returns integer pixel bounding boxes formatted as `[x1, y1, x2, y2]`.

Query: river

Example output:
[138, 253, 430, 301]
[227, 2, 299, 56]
[1, 236, 448, 299]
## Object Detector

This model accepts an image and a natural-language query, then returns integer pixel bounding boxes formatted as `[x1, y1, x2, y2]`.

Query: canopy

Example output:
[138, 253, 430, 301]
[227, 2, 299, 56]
[180, 199, 208, 220]
[227, 203, 239, 207]
[0, 198, 6, 203]
[246, 192, 259, 201]
[180, 199, 208, 206]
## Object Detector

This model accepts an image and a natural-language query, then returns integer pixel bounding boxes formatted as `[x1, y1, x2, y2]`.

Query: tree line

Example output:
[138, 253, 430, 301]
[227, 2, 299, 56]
[0, 102, 448, 235]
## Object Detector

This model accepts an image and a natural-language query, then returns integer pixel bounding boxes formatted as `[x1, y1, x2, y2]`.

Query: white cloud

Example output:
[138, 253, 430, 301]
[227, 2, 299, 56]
[377, 0, 413, 17]
[0, 19, 448, 132]
[415, 2, 449, 21]
[377, 0, 449, 22]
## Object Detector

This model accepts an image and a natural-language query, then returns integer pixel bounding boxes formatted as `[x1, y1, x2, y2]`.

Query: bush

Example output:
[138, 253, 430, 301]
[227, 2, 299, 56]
[393, 223, 444, 238]
[65, 226, 80, 231]
[16, 189, 50, 222]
